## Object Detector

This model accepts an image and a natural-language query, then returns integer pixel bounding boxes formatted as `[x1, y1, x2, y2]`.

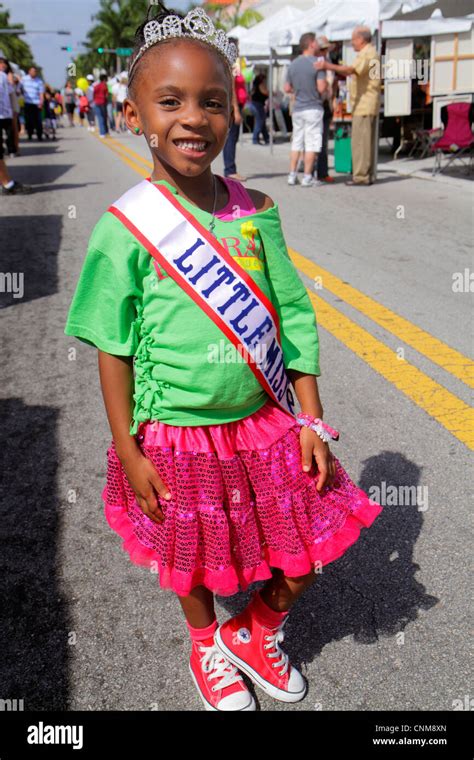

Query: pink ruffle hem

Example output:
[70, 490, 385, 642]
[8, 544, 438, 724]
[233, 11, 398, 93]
[101, 398, 382, 597]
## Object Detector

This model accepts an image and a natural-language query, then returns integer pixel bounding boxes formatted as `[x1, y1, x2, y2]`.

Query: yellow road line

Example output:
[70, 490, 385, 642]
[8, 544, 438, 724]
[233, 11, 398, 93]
[289, 247, 474, 389]
[106, 134, 154, 169]
[92, 132, 474, 449]
[92, 132, 149, 177]
[310, 292, 474, 450]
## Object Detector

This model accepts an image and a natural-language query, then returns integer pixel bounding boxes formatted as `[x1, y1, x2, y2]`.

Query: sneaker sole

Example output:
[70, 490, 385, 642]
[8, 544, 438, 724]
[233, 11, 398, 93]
[188, 663, 256, 712]
[214, 627, 307, 704]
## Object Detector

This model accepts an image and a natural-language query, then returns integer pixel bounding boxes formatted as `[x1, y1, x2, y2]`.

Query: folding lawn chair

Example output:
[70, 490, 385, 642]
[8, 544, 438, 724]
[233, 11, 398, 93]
[431, 102, 474, 176]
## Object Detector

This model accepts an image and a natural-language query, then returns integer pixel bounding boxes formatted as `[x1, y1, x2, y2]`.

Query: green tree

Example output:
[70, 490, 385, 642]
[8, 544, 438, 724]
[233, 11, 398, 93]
[0, 2, 35, 70]
[204, 1, 262, 31]
[75, 0, 149, 77]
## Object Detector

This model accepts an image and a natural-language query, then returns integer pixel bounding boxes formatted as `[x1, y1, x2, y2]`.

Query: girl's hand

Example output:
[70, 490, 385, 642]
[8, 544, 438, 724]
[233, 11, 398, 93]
[119, 449, 171, 525]
[300, 426, 336, 493]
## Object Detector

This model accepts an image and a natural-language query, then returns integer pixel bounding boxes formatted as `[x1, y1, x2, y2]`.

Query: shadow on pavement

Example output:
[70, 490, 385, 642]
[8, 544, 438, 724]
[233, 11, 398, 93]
[12, 145, 61, 157]
[217, 450, 438, 673]
[0, 215, 62, 308]
[0, 398, 71, 710]
[5, 165, 75, 185]
[29, 182, 102, 194]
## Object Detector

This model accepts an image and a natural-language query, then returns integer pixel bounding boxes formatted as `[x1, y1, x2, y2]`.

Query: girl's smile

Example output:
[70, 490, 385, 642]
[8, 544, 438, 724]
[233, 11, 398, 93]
[172, 137, 211, 159]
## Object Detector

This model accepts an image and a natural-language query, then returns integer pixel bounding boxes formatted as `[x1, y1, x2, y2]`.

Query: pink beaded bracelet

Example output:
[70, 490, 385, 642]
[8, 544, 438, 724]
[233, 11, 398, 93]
[295, 413, 340, 443]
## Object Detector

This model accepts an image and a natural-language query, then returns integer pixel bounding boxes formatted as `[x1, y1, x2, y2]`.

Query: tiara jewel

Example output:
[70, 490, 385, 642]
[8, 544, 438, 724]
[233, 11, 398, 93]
[129, 7, 238, 80]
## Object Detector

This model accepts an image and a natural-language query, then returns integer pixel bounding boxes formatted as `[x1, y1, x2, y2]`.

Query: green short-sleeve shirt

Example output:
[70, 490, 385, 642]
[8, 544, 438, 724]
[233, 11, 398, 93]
[64, 180, 320, 433]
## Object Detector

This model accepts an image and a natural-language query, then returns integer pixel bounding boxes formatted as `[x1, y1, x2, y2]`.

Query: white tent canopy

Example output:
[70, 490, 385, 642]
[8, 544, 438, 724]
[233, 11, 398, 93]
[230, 6, 306, 57]
[236, 0, 439, 54]
[382, 11, 474, 37]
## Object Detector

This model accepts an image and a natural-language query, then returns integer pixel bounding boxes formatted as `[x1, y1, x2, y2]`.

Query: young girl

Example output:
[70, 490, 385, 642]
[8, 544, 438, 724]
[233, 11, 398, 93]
[64, 3, 382, 712]
[42, 88, 57, 140]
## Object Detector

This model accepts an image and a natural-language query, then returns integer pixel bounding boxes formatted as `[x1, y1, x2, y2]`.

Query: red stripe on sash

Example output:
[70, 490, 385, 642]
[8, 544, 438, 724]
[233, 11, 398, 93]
[107, 204, 283, 404]
[145, 177, 282, 343]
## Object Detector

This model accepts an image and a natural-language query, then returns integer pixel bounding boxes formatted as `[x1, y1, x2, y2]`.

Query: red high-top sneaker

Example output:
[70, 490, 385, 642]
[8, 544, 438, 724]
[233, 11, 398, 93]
[214, 595, 307, 703]
[189, 634, 256, 711]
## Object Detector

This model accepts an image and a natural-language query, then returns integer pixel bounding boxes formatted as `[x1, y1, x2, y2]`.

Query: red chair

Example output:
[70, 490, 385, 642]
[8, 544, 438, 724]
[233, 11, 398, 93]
[431, 102, 474, 176]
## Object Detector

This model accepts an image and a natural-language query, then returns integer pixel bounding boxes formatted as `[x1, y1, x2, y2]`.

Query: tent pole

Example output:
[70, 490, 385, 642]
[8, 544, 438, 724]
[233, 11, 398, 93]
[373, 22, 382, 182]
[269, 47, 274, 154]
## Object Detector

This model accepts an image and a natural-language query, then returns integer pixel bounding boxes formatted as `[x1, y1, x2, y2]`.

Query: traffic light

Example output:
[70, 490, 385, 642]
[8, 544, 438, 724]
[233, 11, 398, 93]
[61, 46, 73, 51]
[97, 47, 104, 54]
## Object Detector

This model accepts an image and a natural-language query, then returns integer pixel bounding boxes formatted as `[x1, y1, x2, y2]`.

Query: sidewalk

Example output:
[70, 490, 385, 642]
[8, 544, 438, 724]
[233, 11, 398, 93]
[238, 131, 473, 189]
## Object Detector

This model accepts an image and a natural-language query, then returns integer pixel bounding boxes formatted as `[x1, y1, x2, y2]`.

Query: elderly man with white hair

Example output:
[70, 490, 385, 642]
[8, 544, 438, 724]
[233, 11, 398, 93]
[317, 25, 381, 185]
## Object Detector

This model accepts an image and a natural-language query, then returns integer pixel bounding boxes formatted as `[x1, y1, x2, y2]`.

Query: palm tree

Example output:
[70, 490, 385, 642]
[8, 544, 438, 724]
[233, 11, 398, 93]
[79, 0, 149, 75]
[0, 2, 35, 70]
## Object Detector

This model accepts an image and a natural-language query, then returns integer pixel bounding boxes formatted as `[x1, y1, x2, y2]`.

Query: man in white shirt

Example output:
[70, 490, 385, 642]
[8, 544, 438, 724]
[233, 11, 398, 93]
[111, 74, 127, 132]
[0, 69, 31, 194]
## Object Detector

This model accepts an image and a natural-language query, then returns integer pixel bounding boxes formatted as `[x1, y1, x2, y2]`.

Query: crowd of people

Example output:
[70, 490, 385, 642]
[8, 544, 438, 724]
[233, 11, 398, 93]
[224, 25, 381, 188]
[0, 61, 132, 195]
[1, 26, 381, 196]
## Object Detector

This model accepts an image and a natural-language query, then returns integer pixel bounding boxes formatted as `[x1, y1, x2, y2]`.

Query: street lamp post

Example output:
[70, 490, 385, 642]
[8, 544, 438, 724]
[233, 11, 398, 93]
[0, 29, 71, 34]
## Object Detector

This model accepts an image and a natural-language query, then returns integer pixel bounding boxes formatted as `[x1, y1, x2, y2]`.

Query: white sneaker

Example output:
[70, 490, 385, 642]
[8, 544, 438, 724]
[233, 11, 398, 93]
[288, 173, 298, 186]
[301, 175, 314, 187]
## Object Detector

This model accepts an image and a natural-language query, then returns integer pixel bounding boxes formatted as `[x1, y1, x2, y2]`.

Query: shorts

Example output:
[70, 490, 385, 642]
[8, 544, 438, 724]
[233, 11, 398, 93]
[291, 107, 324, 153]
[116, 102, 123, 113]
[65, 103, 75, 115]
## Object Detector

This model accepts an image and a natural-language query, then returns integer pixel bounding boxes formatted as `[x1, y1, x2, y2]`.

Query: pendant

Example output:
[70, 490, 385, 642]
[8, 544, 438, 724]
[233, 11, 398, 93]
[209, 220, 216, 236]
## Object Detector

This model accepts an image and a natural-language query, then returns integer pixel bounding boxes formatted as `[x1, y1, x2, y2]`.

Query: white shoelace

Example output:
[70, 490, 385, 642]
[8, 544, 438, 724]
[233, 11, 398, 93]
[263, 620, 289, 677]
[198, 643, 243, 692]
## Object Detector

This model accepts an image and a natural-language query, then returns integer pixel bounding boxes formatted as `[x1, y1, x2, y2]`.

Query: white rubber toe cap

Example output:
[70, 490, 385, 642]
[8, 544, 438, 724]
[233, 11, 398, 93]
[287, 666, 307, 697]
[217, 690, 256, 711]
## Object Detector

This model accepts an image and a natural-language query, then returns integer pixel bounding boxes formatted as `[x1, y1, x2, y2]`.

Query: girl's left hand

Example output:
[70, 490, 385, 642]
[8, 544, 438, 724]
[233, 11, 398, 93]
[299, 426, 336, 493]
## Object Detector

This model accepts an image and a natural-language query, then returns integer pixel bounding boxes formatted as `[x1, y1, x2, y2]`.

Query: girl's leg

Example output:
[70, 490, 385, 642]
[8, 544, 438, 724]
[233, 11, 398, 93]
[252, 103, 260, 144]
[259, 567, 316, 612]
[177, 584, 216, 628]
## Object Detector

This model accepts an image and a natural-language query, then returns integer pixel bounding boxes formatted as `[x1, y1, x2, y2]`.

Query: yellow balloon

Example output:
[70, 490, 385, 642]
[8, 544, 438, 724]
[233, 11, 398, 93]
[76, 77, 89, 92]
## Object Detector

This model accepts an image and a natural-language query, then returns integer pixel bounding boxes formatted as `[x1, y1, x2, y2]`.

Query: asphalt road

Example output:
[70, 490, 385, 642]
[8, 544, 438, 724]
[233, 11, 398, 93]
[0, 125, 472, 712]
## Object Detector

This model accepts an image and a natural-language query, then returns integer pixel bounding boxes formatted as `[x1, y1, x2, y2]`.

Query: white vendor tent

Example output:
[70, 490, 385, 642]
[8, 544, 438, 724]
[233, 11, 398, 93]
[235, 0, 439, 54]
[229, 5, 306, 57]
[383, 10, 474, 36]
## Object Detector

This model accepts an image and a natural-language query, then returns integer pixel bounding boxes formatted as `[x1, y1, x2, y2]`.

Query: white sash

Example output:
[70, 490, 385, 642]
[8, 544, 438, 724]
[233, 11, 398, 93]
[108, 179, 296, 416]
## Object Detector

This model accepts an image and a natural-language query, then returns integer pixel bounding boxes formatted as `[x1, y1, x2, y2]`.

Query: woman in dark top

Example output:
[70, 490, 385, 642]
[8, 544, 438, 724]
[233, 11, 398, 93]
[251, 73, 269, 145]
[64, 81, 76, 127]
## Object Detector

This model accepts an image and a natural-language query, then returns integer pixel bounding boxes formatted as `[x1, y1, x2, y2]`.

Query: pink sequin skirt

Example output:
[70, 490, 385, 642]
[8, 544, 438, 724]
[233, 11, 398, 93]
[102, 398, 382, 597]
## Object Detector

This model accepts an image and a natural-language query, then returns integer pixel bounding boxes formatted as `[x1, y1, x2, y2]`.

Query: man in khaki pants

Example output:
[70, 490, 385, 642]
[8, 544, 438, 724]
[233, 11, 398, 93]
[316, 26, 381, 185]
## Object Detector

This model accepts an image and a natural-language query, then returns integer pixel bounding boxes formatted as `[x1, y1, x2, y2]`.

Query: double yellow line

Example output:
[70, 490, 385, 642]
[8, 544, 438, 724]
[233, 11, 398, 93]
[93, 132, 474, 450]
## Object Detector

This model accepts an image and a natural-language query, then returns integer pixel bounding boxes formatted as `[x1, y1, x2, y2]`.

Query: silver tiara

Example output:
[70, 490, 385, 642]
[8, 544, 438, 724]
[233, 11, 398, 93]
[129, 7, 238, 80]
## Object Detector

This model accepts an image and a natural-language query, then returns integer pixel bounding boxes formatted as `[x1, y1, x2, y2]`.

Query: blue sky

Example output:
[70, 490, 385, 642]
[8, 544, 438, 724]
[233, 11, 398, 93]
[6, 0, 194, 87]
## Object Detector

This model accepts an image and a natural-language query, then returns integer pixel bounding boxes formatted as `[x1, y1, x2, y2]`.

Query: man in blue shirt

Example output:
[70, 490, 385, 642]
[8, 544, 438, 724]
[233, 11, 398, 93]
[22, 65, 44, 140]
